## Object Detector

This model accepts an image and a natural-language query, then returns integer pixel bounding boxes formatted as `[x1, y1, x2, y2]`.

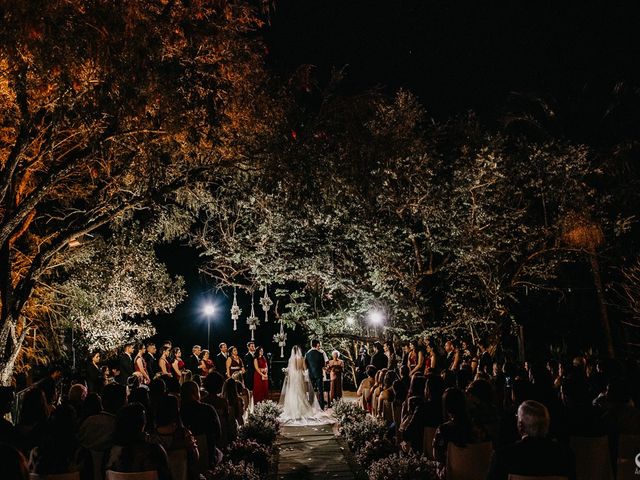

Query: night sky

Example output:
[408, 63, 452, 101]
[151, 1, 640, 355]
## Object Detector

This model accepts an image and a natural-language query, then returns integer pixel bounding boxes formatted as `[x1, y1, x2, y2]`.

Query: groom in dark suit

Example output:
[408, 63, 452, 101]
[305, 339, 326, 410]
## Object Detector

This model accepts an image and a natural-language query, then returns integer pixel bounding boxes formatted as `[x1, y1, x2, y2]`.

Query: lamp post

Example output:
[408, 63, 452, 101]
[203, 304, 215, 351]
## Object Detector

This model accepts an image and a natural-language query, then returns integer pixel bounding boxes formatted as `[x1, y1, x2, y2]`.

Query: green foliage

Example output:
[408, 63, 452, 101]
[368, 452, 437, 480]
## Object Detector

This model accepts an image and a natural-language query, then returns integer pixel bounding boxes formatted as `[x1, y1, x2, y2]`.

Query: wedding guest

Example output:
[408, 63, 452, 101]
[144, 342, 159, 379]
[105, 403, 171, 480]
[118, 343, 135, 385]
[180, 381, 222, 467]
[371, 369, 387, 417]
[172, 347, 185, 380]
[134, 344, 151, 385]
[226, 346, 245, 380]
[399, 375, 427, 452]
[371, 342, 388, 372]
[86, 351, 103, 394]
[424, 343, 438, 373]
[150, 395, 199, 480]
[378, 371, 397, 420]
[408, 340, 424, 377]
[199, 349, 214, 376]
[215, 343, 228, 375]
[16, 388, 49, 455]
[357, 365, 377, 412]
[355, 346, 371, 385]
[384, 341, 398, 371]
[244, 342, 257, 394]
[444, 341, 456, 370]
[222, 378, 244, 428]
[252, 346, 270, 404]
[327, 350, 344, 406]
[424, 373, 445, 428]
[0, 444, 29, 480]
[185, 345, 202, 375]
[202, 372, 233, 448]
[478, 340, 493, 375]
[158, 345, 172, 376]
[37, 365, 63, 408]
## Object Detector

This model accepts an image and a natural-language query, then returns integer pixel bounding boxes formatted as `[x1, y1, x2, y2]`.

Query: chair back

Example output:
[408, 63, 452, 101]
[105, 471, 159, 480]
[195, 434, 210, 473]
[167, 449, 188, 480]
[569, 435, 613, 480]
[507, 476, 568, 480]
[446, 441, 492, 480]
[422, 427, 436, 460]
[29, 473, 81, 480]
[617, 434, 640, 480]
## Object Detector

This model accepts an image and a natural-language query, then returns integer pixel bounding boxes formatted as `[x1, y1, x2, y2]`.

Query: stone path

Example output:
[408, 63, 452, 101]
[277, 423, 356, 480]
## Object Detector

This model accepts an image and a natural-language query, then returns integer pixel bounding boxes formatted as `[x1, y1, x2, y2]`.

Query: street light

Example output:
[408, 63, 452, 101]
[368, 310, 384, 326]
[203, 304, 215, 351]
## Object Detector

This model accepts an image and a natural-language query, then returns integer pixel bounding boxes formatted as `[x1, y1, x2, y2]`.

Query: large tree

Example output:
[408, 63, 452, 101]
[0, 0, 274, 383]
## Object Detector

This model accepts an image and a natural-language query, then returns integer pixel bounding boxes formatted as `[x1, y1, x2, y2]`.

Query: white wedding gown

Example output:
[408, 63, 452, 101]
[279, 346, 333, 425]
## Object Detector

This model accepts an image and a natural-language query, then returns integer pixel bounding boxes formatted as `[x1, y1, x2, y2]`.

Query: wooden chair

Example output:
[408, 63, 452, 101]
[195, 434, 210, 473]
[105, 471, 159, 480]
[569, 435, 613, 480]
[617, 434, 640, 480]
[29, 473, 81, 480]
[507, 476, 568, 480]
[422, 427, 436, 460]
[167, 449, 188, 480]
[446, 441, 492, 480]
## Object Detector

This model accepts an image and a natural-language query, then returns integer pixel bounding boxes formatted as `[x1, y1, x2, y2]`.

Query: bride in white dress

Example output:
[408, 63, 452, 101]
[279, 346, 332, 425]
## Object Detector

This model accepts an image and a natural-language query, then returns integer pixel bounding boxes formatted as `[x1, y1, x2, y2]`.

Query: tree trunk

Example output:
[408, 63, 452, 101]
[589, 250, 615, 358]
[0, 339, 22, 386]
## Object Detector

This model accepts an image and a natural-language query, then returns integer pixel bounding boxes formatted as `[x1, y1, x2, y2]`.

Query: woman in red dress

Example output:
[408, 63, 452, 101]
[252, 346, 269, 404]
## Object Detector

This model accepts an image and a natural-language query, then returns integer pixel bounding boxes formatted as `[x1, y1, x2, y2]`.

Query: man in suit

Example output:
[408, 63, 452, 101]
[244, 342, 256, 392]
[305, 339, 326, 410]
[143, 342, 158, 379]
[186, 345, 202, 374]
[117, 343, 135, 385]
[355, 346, 371, 385]
[215, 343, 228, 376]
[486, 400, 576, 480]
[371, 342, 387, 371]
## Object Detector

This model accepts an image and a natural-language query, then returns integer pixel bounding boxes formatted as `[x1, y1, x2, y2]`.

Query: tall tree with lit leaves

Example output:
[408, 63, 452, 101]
[0, 0, 278, 383]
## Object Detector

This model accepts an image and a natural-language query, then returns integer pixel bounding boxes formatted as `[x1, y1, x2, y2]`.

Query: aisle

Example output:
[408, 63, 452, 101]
[277, 423, 356, 480]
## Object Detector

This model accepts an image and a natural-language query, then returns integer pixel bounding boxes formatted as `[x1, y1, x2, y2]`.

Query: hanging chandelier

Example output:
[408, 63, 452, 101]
[230, 287, 241, 331]
[260, 286, 273, 323]
[246, 292, 260, 341]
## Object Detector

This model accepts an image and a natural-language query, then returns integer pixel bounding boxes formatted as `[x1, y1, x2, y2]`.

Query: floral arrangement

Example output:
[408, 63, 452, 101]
[251, 400, 282, 422]
[341, 416, 387, 451]
[239, 413, 280, 445]
[368, 452, 438, 480]
[205, 460, 260, 480]
[332, 398, 367, 426]
[225, 439, 272, 474]
[354, 437, 397, 466]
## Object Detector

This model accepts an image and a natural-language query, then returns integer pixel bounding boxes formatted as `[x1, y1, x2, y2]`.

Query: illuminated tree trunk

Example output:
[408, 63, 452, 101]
[588, 249, 615, 358]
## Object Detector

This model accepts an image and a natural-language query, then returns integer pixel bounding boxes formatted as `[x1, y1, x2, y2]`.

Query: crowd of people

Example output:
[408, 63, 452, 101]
[356, 338, 640, 480]
[0, 339, 274, 480]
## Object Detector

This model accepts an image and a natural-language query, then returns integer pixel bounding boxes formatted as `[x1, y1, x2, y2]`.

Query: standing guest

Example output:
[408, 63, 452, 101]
[444, 341, 456, 370]
[252, 347, 270, 404]
[172, 347, 185, 380]
[86, 351, 103, 394]
[408, 340, 425, 377]
[371, 342, 388, 372]
[487, 400, 576, 480]
[424, 343, 438, 373]
[478, 340, 493, 375]
[118, 343, 135, 385]
[144, 343, 159, 379]
[105, 403, 172, 480]
[357, 366, 377, 412]
[134, 344, 151, 385]
[385, 341, 398, 371]
[222, 378, 245, 428]
[355, 346, 371, 385]
[326, 350, 344, 406]
[244, 342, 257, 395]
[215, 343, 229, 375]
[226, 346, 245, 381]
[180, 381, 222, 467]
[158, 345, 172, 376]
[200, 349, 214, 376]
[37, 365, 63, 408]
[185, 345, 202, 375]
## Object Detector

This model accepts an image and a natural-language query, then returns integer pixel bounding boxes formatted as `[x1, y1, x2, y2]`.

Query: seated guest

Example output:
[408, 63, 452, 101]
[202, 372, 232, 449]
[356, 366, 377, 412]
[149, 395, 199, 480]
[466, 379, 500, 442]
[599, 378, 640, 435]
[399, 375, 427, 452]
[378, 371, 397, 419]
[487, 400, 576, 480]
[180, 381, 222, 466]
[28, 404, 92, 480]
[67, 384, 88, 419]
[0, 444, 29, 480]
[79, 393, 102, 425]
[556, 376, 606, 441]
[222, 378, 244, 435]
[433, 387, 479, 476]
[16, 387, 49, 455]
[371, 342, 388, 372]
[78, 384, 126, 455]
[424, 373, 445, 428]
[105, 403, 171, 480]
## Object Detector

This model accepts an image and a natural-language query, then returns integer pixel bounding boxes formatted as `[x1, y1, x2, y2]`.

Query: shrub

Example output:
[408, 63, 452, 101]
[205, 460, 261, 480]
[238, 414, 279, 445]
[225, 438, 273, 474]
[341, 416, 387, 451]
[368, 452, 437, 480]
[355, 436, 397, 465]
[251, 400, 282, 423]
[332, 398, 367, 426]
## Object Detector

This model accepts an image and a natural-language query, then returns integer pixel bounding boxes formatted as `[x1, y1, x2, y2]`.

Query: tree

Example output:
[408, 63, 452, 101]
[0, 0, 271, 383]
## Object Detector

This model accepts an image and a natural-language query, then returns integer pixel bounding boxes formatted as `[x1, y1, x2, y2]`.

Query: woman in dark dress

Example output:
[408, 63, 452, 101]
[326, 350, 344, 406]
[252, 347, 269, 404]
[225, 346, 245, 380]
[86, 351, 103, 394]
